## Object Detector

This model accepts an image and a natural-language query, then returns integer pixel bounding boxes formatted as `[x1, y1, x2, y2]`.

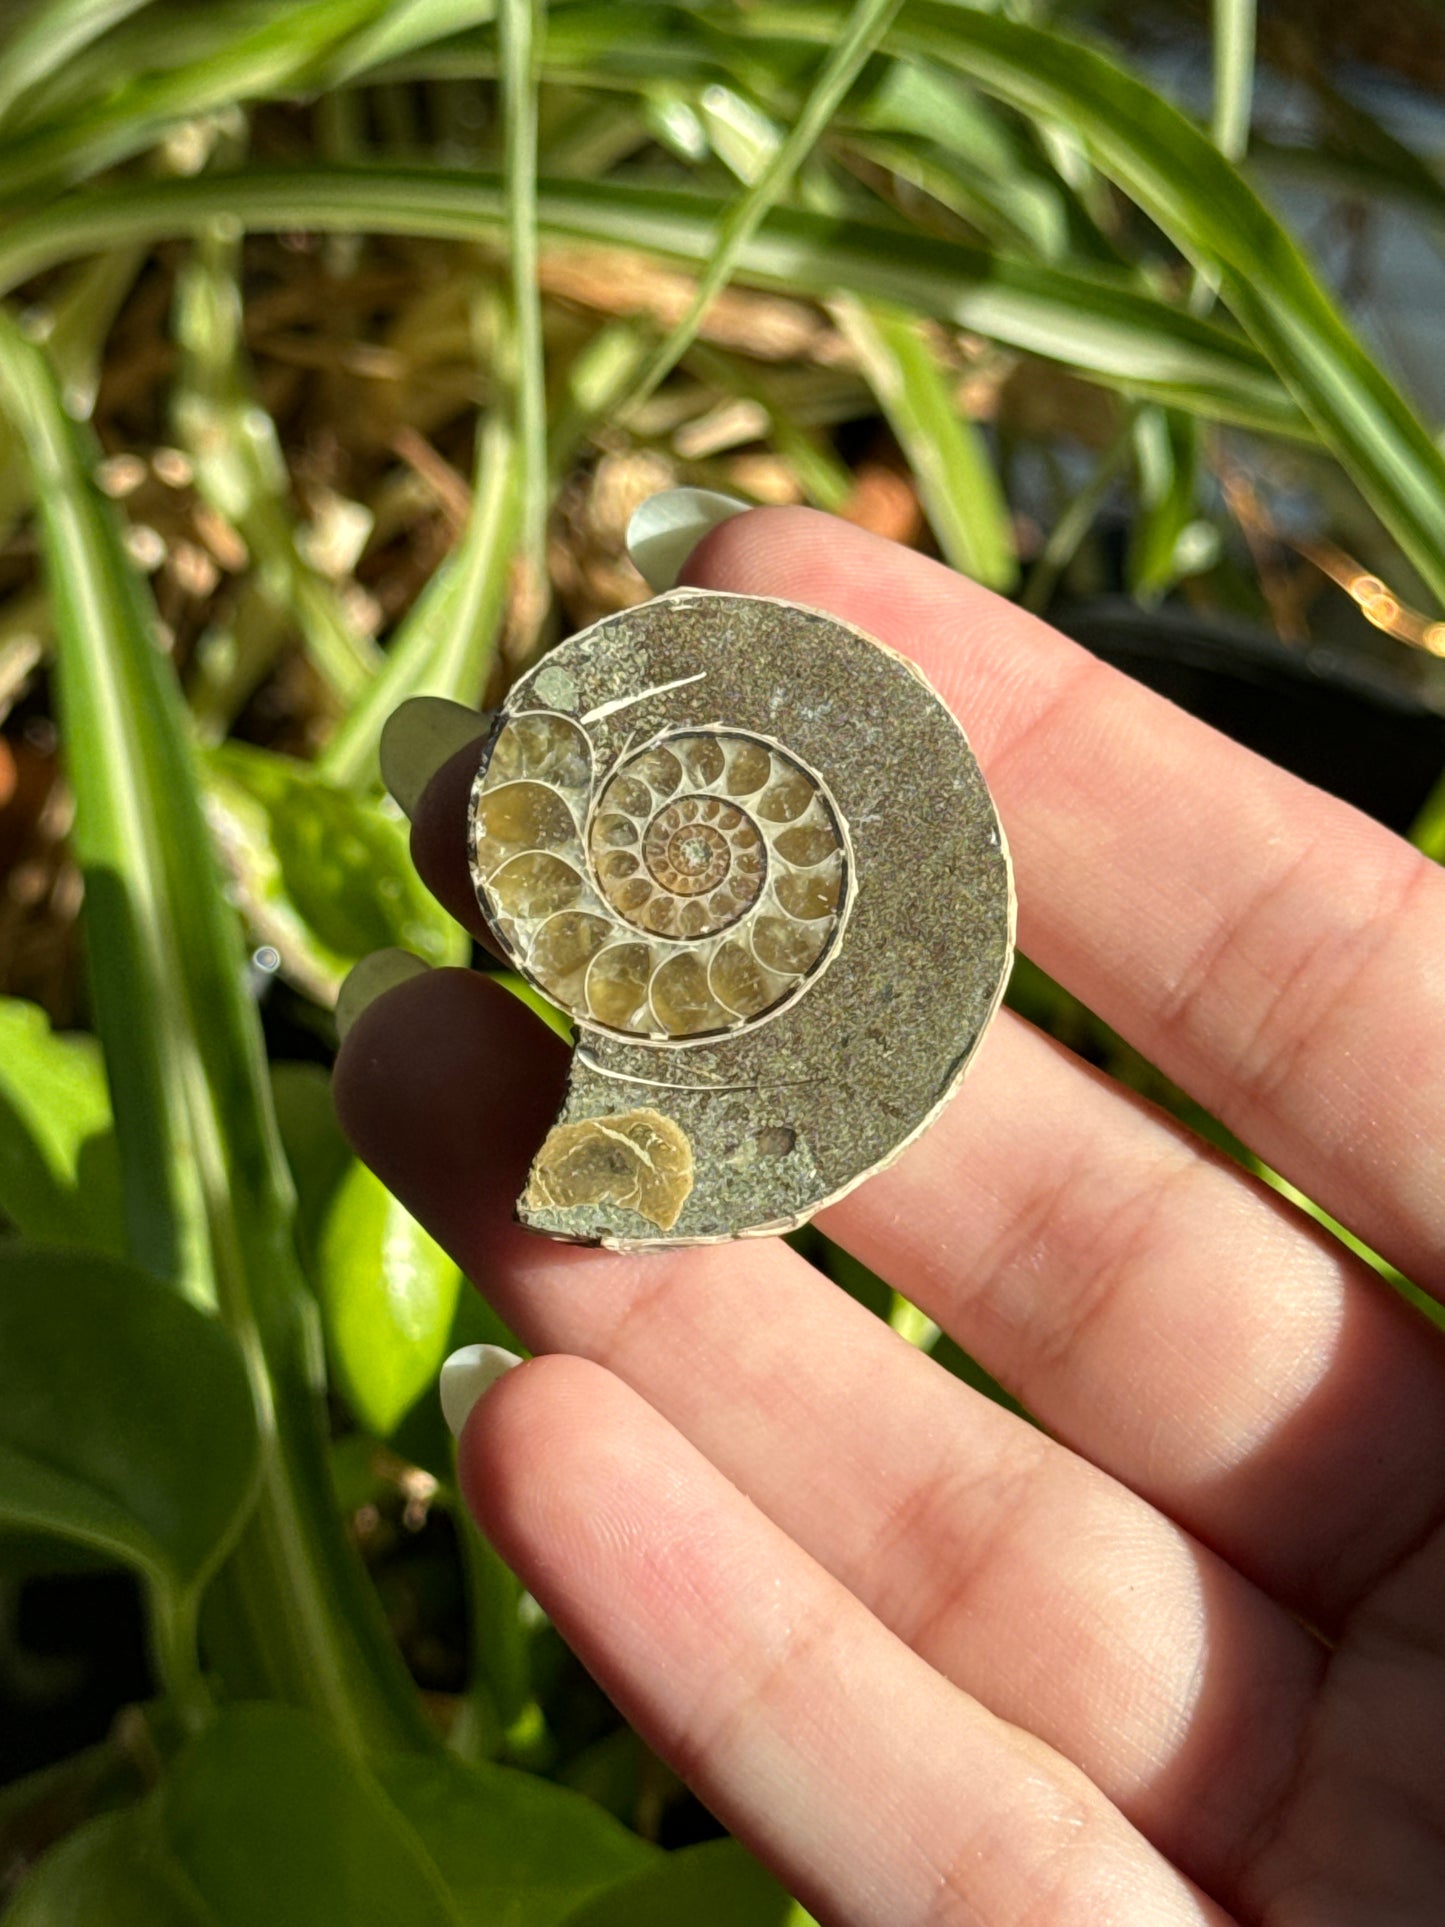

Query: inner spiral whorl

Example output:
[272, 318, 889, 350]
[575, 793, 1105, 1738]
[473, 713, 850, 1041]
[590, 759, 770, 942]
[643, 797, 758, 901]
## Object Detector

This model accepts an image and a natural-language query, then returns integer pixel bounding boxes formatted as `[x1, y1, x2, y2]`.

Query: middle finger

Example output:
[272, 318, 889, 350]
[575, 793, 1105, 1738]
[408, 736, 1445, 1631]
[336, 966, 1321, 1910]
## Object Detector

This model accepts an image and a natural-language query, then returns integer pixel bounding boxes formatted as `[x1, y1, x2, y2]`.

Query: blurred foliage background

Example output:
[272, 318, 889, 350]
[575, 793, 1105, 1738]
[2, 0, 1445, 1920]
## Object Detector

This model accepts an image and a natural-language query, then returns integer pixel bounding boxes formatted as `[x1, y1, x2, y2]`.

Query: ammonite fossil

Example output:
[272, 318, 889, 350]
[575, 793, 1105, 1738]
[468, 588, 1013, 1248]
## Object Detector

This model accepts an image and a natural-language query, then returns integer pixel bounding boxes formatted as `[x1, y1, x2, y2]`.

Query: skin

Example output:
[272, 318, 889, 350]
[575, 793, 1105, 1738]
[334, 510, 1445, 1926]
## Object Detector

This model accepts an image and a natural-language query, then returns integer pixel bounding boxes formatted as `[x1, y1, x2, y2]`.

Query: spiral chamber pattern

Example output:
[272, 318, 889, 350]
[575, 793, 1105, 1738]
[471, 710, 849, 1039]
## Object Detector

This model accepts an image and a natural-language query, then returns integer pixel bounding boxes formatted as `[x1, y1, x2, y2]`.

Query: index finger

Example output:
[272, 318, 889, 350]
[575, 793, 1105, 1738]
[680, 508, 1445, 1296]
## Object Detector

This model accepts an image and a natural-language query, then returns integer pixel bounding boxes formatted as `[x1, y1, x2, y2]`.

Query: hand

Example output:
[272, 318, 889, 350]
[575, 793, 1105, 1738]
[335, 510, 1445, 1926]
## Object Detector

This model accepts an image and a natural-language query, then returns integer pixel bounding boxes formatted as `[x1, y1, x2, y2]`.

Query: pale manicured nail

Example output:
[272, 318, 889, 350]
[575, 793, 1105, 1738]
[379, 695, 491, 820]
[335, 947, 432, 1042]
[625, 487, 752, 592]
[440, 1343, 524, 1437]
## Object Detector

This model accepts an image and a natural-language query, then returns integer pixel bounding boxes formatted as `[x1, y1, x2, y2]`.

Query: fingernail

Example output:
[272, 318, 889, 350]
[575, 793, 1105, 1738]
[625, 487, 752, 592]
[335, 947, 432, 1042]
[380, 696, 491, 820]
[440, 1343, 524, 1437]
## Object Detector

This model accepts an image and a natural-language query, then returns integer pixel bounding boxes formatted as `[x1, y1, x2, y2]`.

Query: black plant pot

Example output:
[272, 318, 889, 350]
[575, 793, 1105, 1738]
[1055, 598, 1445, 836]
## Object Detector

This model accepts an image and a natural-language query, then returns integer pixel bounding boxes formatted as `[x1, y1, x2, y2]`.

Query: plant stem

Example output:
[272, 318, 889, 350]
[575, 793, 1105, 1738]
[1212, 0, 1257, 162]
[1190, 0, 1257, 313]
[499, 0, 548, 665]
[1021, 416, 1135, 614]
[450, 1493, 549, 1768]
[149, 1579, 212, 1739]
[611, 0, 905, 418]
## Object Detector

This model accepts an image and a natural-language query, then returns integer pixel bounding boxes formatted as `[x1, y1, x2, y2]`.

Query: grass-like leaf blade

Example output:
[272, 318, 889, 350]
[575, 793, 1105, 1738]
[0, 312, 433, 1754]
[864, 2, 1445, 601]
[0, 168, 1311, 440]
[835, 299, 1015, 589]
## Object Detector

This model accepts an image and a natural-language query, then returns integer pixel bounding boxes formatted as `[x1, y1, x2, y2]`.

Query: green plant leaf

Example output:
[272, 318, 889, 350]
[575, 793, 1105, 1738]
[0, 998, 122, 1251]
[0, 168, 1310, 440]
[0, 312, 216, 1299]
[849, 2, 1445, 601]
[1020, 412, 1134, 615]
[0, 0, 383, 200]
[317, 1160, 462, 1437]
[616, 0, 904, 414]
[324, 0, 499, 87]
[157, 1706, 464, 1926]
[558, 1837, 810, 1926]
[1411, 772, 1445, 865]
[492, 966, 572, 1042]
[0, 1244, 260, 1606]
[0, 310, 434, 1752]
[681, 69, 1016, 586]
[376, 1752, 657, 1926]
[590, 0, 1445, 592]
[833, 298, 1015, 589]
[841, 60, 1082, 258]
[270, 1061, 354, 1278]
[496, 0, 548, 664]
[7, 1806, 211, 1927]
[1209, 0, 1256, 161]
[12, 1714, 661, 1927]
[1128, 405, 1206, 598]
[5, 0, 1431, 614]
[0, 0, 156, 133]
[0, 249, 141, 552]
[204, 741, 464, 1005]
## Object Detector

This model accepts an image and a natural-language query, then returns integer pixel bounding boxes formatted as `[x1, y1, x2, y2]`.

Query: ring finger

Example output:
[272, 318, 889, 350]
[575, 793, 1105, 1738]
[335, 969, 1321, 1908]
[463, 1352, 1235, 1927]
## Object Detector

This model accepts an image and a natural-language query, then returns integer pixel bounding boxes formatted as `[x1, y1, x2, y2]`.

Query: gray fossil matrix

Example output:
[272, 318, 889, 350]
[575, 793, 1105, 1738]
[467, 586, 1014, 1249]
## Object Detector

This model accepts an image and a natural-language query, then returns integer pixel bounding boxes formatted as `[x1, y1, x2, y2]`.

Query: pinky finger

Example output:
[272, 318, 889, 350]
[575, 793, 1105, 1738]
[459, 1356, 1233, 1927]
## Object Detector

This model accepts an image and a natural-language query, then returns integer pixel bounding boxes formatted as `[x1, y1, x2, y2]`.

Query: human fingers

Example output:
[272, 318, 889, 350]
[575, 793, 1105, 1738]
[401, 671, 1445, 1631]
[458, 1352, 1235, 1927]
[675, 509, 1445, 1297]
[819, 1010, 1445, 1629]
[334, 971, 1321, 1906]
